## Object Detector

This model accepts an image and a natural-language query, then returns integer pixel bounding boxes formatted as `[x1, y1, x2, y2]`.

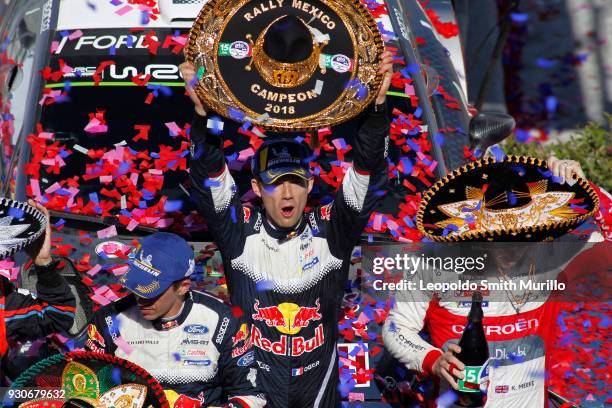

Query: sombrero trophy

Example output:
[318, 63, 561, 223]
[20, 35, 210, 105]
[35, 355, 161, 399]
[417, 156, 599, 242]
[0, 198, 47, 259]
[5, 351, 169, 408]
[186, 0, 384, 131]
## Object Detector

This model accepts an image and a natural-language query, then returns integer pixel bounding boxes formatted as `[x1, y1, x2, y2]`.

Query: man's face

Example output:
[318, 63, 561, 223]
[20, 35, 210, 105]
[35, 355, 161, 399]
[135, 280, 190, 321]
[252, 175, 314, 228]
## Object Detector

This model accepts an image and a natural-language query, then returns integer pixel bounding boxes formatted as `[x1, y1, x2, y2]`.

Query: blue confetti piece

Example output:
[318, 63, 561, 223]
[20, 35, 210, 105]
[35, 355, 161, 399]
[230, 206, 237, 223]
[173, 352, 181, 361]
[508, 353, 524, 363]
[473, 148, 482, 158]
[436, 390, 458, 408]
[127, 35, 134, 47]
[538, 168, 552, 178]
[208, 116, 224, 136]
[89, 192, 99, 203]
[8, 207, 24, 219]
[510, 13, 528, 23]
[53, 218, 66, 227]
[111, 367, 121, 384]
[545, 95, 558, 114]
[414, 106, 422, 118]
[204, 178, 222, 188]
[537, 58, 558, 69]
[406, 63, 420, 73]
[59, 30, 70, 37]
[256, 280, 275, 291]
[508, 191, 517, 206]
[490, 145, 505, 162]
[434, 133, 445, 146]
[406, 139, 421, 152]
[551, 175, 564, 184]
[400, 67, 412, 79]
[515, 128, 529, 143]
[109, 45, 116, 56]
[164, 200, 183, 212]
[228, 107, 246, 122]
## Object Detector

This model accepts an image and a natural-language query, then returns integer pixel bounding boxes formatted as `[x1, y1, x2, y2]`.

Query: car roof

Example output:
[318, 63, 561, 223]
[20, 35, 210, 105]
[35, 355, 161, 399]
[57, 0, 204, 30]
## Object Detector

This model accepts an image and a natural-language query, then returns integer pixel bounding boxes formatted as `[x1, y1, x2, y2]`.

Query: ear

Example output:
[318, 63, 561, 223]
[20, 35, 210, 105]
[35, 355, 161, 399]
[177, 279, 191, 296]
[251, 178, 262, 198]
[307, 178, 314, 194]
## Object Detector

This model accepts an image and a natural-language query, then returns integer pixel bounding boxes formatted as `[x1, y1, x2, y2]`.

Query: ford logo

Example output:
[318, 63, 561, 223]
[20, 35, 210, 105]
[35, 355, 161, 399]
[183, 324, 209, 335]
[237, 351, 255, 367]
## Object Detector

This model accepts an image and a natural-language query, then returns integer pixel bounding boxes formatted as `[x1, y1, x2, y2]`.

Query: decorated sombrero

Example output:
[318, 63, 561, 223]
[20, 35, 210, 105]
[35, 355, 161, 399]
[186, 0, 384, 131]
[0, 198, 47, 259]
[416, 156, 599, 242]
[5, 351, 169, 408]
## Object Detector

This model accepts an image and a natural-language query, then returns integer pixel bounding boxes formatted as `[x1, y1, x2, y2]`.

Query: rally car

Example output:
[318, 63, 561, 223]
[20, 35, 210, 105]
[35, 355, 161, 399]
[0, 0, 535, 406]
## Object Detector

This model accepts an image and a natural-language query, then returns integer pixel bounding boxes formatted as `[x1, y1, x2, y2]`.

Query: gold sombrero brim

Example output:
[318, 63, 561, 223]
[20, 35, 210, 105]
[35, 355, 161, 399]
[416, 155, 600, 242]
[185, 0, 384, 132]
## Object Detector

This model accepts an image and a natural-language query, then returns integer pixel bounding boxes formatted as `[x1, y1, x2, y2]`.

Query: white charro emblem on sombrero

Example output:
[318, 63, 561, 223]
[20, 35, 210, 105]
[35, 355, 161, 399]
[436, 180, 578, 235]
[0, 216, 29, 253]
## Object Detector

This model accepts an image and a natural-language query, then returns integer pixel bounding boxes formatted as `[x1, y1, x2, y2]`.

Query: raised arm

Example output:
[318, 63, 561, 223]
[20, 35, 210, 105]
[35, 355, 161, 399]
[325, 51, 393, 258]
[180, 62, 247, 261]
[4, 201, 76, 341]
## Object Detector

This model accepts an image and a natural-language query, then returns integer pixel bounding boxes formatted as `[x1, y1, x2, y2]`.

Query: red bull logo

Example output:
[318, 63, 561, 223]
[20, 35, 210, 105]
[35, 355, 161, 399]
[87, 324, 106, 348]
[251, 323, 325, 357]
[251, 299, 322, 335]
[231, 323, 252, 358]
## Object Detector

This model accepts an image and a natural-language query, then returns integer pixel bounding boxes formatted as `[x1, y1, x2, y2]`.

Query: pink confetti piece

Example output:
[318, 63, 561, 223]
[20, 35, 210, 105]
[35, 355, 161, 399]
[99, 175, 113, 183]
[155, 218, 174, 228]
[86, 264, 102, 276]
[91, 293, 111, 306]
[348, 393, 365, 402]
[115, 5, 133, 16]
[126, 219, 140, 231]
[110, 265, 129, 276]
[97, 225, 118, 239]
[30, 179, 41, 198]
[84, 118, 108, 134]
[68, 30, 83, 40]
[45, 182, 62, 194]
[165, 121, 182, 136]
[50, 41, 60, 53]
[148, 169, 163, 175]
[114, 335, 133, 355]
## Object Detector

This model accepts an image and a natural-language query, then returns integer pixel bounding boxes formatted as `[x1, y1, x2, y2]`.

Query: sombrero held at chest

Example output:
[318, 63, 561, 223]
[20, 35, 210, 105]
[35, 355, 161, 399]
[243, 0, 337, 30]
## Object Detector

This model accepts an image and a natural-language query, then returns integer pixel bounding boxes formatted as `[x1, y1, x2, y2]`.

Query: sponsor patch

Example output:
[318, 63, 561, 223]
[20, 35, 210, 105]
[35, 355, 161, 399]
[237, 351, 255, 367]
[183, 324, 209, 335]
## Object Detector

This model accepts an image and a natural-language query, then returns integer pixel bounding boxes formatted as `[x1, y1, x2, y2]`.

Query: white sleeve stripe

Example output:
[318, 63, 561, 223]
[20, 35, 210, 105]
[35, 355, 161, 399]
[209, 165, 236, 214]
[342, 166, 370, 212]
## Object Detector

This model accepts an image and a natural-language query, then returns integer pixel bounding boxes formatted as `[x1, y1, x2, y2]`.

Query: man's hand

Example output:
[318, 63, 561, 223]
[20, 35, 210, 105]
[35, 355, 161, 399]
[27, 199, 53, 266]
[547, 156, 586, 185]
[179, 61, 207, 116]
[431, 344, 465, 390]
[375, 50, 394, 105]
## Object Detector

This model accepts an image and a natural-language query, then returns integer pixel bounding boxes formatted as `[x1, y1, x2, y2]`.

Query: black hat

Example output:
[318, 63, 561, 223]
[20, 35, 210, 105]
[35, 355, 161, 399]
[0, 198, 47, 259]
[251, 139, 312, 184]
[186, 0, 384, 131]
[416, 156, 599, 241]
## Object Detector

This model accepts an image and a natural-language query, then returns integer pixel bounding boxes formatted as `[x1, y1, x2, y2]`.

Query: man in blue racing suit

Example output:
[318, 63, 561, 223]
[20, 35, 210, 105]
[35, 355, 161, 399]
[180, 50, 392, 407]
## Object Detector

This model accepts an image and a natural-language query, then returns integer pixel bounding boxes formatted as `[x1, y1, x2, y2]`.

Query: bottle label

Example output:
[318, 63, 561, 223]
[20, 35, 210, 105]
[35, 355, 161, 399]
[458, 359, 490, 393]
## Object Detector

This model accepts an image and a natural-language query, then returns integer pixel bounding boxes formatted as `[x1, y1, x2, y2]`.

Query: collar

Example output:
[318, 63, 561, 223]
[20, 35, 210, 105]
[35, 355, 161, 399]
[262, 213, 308, 242]
[152, 292, 193, 331]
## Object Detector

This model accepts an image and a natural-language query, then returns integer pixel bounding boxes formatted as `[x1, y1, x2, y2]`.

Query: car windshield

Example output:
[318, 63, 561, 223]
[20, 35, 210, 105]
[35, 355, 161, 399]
[30, 28, 428, 241]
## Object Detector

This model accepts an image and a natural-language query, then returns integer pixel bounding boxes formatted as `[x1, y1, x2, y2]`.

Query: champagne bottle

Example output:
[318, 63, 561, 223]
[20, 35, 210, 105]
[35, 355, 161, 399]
[456, 291, 489, 407]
